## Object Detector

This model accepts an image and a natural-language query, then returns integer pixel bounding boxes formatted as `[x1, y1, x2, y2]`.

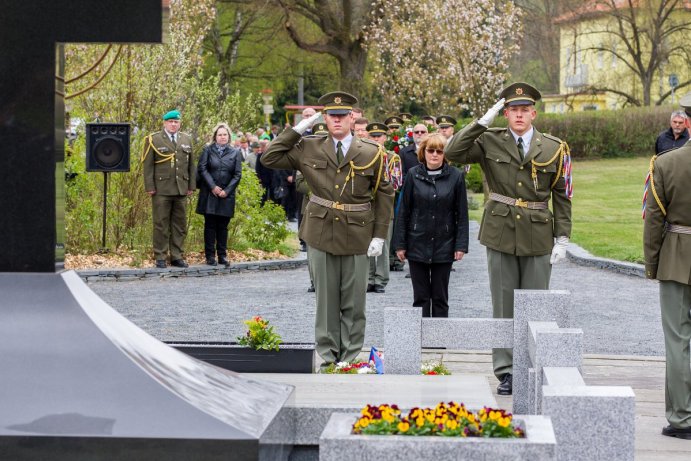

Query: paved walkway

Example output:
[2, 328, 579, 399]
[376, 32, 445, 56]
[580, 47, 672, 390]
[87, 222, 688, 458]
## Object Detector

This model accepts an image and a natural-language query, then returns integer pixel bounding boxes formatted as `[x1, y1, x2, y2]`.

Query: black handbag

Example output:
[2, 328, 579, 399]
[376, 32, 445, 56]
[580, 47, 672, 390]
[273, 185, 287, 200]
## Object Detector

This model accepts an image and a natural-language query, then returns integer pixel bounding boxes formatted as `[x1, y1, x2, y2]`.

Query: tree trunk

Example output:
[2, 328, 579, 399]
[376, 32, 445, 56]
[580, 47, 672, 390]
[337, 42, 367, 96]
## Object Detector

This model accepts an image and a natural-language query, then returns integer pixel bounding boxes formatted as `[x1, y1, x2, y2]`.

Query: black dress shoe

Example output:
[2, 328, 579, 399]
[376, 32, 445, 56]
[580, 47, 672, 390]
[497, 374, 513, 395]
[662, 425, 691, 439]
[299, 242, 307, 252]
[405, 273, 411, 278]
[366, 284, 375, 293]
[218, 256, 229, 266]
[171, 259, 188, 268]
[155, 260, 166, 269]
[206, 258, 217, 266]
[307, 284, 315, 293]
[373, 285, 385, 293]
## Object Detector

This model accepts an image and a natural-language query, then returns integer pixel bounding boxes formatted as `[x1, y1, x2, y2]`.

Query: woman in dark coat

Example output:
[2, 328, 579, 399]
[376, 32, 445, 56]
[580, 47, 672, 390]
[393, 133, 469, 317]
[196, 122, 242, 266]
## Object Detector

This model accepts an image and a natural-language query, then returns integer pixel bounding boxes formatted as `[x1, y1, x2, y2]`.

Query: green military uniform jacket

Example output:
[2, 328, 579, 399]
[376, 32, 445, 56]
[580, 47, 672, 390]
[445, 121, 572, 256]
[142, 131, 196, 195]
[261, 129, 394, 255]
[644, 140, 691, 284]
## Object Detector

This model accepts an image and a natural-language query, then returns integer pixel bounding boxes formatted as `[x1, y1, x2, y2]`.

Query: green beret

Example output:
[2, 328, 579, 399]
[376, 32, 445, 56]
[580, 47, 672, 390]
[163, 110, 181, 121]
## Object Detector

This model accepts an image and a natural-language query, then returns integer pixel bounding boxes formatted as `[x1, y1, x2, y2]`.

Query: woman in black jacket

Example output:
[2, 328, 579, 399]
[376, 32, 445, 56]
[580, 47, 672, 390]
[196, 123, 242, 266]
[393, 133, 469, 317]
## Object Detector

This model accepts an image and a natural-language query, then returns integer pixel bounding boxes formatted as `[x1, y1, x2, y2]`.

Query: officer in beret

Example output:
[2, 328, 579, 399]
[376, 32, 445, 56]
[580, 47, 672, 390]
[385, 116, 404, 133]
[261, 91, 394, 368]
[644, 92, 691, 439]
[142, 110, 195, 268]
[436, 115, 457, 140]
[445, 82, 573, 395]
[366, 122, 403, 293]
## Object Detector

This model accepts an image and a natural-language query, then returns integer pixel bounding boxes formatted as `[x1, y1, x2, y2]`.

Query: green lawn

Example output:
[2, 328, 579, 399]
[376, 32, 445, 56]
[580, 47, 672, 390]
[467, 157, 650, 263]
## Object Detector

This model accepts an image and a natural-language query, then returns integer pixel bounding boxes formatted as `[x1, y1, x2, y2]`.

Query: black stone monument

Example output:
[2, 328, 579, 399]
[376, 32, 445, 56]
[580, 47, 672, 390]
[0, 2, 294, 459]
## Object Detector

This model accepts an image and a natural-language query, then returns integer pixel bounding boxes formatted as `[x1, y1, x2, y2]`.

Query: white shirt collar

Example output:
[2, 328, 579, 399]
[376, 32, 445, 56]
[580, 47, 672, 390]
[333, 133, 354, 158]
[164, 130, 176, 141]
[509, 126, 534, 151]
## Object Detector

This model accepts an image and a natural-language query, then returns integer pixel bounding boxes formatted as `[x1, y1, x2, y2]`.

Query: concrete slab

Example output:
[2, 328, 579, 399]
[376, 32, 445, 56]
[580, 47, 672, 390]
[251, 373, 497, 410]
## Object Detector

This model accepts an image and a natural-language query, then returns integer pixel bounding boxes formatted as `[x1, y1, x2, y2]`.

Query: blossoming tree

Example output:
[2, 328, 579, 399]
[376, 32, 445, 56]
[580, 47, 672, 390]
[365, 0, 523, 115]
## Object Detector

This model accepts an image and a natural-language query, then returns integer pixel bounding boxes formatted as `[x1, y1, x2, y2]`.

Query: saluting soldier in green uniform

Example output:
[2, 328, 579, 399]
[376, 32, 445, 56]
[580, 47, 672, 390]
[644, 93, 691, 440]
[445, 83, 573, 395]
[261, 92, 395, 368]
[142, 110, 196, 268]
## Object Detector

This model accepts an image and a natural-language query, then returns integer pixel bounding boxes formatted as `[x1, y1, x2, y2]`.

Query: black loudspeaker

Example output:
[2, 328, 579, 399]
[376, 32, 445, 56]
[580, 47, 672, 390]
[86, 123, 130, 172]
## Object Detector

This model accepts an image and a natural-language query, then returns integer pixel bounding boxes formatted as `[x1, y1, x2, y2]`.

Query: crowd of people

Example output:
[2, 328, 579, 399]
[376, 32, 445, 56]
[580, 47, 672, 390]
[141, 87, 691, 439]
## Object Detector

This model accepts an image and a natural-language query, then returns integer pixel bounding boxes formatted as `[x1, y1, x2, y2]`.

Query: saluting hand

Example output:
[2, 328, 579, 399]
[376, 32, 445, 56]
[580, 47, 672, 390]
[478, 98, 505, 127]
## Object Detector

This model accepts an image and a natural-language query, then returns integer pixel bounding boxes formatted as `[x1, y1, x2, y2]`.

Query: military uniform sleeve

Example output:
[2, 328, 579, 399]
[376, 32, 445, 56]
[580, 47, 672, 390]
[142, 135, 155, 191]
[260, 129, 302, 170]
[372, 152, 395, 239]
[455, 173, 470, 253]
[551, 156, 572, 238]
[444, 120, 487, 165]
[187, 136, 196, 190]
[643, 157, 666, 279]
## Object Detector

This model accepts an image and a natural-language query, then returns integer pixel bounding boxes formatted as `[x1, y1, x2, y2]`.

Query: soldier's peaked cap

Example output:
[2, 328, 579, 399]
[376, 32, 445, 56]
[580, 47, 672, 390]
[312, 122, 328, 135]
[680, 92, 691, 117]
[398, 112, 413, 121]
[436, 115, 457, 127]
[500, 82, 541, 106]
[366, 122, 387, 135]
[318, 91, 358, 115]
[385, 116, 403, 128]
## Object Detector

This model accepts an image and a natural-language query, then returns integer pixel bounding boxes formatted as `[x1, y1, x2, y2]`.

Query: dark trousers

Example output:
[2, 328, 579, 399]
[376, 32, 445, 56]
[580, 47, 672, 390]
[203, 214, 231, 259]
[408, 260, 453, 317]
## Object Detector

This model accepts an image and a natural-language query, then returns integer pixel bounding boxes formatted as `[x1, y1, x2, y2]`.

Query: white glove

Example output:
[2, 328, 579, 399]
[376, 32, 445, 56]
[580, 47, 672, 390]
[550, 236, 569, 265]
[292, 112, 322, 135]
[367, 238, 385, 257]
[478, 98, 505, 127]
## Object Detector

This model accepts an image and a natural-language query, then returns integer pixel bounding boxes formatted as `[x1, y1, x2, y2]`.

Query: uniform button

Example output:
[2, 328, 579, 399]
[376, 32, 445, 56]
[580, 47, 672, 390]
[335, 184, 339, 189]
[337, 169, 341, 173]
[496, 158, 500, 162]
[519, 166, 524, 170]
[335, 217, 339, 221]
[518, 182, 522, 187]
[516, 215, 521, 220]
[433, 194, 437, 198]
[313, 164, 316, 167]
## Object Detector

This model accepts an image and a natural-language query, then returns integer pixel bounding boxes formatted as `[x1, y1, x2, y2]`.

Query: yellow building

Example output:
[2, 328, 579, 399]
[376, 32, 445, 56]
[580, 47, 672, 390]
[542, 1, 691, 113]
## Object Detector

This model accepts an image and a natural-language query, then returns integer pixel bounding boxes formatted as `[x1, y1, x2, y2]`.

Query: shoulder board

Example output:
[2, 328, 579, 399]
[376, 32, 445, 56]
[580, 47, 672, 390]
[304, 134, 327, 139]
[360, 138, 380, 147]
[150, 130, 163, 136]
[486, 127, 506, 133]
[542, 133, 563, 144]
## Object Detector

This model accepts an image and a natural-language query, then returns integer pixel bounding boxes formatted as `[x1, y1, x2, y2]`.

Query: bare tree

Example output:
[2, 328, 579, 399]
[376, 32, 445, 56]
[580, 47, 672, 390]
[275, 0, 379, 96]
[566, 0, 691, 106]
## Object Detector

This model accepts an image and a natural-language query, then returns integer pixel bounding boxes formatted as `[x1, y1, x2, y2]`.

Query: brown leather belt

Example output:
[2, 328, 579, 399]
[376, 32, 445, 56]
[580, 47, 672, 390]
[666, 223, 691, 235]
[309, 194, 371, 212]
[489, 192, 549, 210]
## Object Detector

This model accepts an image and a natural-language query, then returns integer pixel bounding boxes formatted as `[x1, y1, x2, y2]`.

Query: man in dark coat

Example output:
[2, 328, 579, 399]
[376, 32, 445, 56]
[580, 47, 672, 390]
[655, 110, 689, 154]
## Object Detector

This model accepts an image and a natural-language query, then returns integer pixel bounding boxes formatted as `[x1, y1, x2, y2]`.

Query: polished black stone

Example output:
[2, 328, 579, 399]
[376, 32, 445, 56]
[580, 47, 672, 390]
[0, 0, 162, 272]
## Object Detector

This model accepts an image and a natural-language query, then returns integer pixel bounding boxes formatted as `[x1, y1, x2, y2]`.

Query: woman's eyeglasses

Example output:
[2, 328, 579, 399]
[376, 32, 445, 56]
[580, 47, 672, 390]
[425, 148, 444, 155]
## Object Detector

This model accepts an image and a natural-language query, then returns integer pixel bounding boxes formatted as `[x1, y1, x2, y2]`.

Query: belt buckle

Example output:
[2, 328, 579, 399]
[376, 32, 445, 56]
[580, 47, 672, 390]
[514, 198, 528, 208]
[332, 202, 345, 210]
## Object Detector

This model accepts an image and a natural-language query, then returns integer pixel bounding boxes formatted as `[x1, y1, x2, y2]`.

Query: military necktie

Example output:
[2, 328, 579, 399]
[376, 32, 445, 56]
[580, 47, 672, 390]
[171, 134, 176, 147]
[517, 137, 524, 158]
[336, 141, 344, 164]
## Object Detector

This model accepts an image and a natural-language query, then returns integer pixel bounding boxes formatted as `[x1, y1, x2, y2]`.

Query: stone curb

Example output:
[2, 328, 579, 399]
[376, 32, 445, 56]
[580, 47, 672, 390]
[78, 255, 308, 282]
[566, 242, 644, 278]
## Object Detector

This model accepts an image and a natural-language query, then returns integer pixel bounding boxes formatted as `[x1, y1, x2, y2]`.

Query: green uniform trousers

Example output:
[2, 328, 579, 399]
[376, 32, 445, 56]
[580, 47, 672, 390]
[152, 194, 188, 261]
[309, 247, 369, 366]
[369, 219, 393, 287]
[487, 247, 551, 378]
[660, 280, 691, 429]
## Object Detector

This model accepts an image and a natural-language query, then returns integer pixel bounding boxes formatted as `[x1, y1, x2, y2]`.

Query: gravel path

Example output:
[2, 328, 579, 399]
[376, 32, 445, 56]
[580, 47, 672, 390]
[90, 222, 664, 356]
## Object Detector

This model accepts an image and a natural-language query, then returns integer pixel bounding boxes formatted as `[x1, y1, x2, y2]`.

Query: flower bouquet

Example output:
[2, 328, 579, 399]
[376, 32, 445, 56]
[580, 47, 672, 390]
[352, 402, 524, 438]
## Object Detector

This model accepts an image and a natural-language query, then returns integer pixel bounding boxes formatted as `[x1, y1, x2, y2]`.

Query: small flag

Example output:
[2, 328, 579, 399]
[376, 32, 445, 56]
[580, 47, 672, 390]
[369, 347, 384, 374]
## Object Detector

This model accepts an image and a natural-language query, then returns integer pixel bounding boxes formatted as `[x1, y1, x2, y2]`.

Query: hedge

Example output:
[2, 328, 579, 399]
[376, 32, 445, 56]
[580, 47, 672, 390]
[456, 105, 676, 159]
